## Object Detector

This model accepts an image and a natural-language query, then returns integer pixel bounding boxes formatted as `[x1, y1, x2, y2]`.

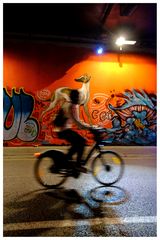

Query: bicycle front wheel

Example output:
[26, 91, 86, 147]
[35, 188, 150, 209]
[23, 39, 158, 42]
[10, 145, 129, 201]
[92, 151, 124, 186]
[34, 156, 67, 188]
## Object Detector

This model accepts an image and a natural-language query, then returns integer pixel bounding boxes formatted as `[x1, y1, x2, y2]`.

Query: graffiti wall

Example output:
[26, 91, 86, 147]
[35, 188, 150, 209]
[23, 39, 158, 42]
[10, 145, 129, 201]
[3, 87, 157, 146]
[3, 88, 39, 144]
[90, 89, 156, 145]
[3, 41, 156, 146]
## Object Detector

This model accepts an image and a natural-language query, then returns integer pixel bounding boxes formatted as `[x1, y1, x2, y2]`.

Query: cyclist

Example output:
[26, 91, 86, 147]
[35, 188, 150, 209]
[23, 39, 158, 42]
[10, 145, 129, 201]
[53, 89, 94, 172]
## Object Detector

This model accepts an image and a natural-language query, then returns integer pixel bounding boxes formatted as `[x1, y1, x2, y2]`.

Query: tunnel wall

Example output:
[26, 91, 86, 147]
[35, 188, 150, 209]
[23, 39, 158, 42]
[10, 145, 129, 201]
[3, 40, 157, 146]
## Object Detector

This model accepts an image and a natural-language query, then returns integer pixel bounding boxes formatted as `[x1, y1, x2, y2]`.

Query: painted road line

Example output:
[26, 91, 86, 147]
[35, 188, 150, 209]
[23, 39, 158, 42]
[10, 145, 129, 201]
[4, 216, 156, 231]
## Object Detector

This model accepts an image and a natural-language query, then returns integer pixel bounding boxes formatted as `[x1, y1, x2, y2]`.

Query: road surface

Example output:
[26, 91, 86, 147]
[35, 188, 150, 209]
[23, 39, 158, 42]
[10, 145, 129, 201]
[3, 146, 157, 237]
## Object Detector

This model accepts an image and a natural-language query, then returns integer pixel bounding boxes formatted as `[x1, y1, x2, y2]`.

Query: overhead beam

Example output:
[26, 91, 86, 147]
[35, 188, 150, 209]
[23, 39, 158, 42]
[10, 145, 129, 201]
[120, 4, 138, 16]
[100, 3, 114, 24]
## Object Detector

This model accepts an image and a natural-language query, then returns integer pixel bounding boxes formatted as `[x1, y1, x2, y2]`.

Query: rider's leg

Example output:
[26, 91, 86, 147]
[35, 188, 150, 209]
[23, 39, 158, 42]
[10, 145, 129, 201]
[58, 129, 86, 171]
[64, 130, 86, 163]
[58, 129, 77, 164]
[64, 130, 87, 171]
[75, 136, 86, 166]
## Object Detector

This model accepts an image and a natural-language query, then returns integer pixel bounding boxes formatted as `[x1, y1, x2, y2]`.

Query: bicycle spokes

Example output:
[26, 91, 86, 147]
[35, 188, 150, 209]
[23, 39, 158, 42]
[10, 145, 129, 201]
[92, 151, 124, 186]
[112, 157, 121, 164]
[34, 156, 66, 188]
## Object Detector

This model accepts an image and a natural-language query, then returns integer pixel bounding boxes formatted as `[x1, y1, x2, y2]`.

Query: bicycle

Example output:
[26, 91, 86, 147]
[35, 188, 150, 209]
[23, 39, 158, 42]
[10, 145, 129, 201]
[34, 128, 124, 188]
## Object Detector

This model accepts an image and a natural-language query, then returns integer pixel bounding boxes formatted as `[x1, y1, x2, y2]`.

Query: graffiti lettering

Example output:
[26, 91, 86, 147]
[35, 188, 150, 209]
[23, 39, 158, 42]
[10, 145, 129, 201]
[100, 111, 112, 122]
[92, 110, 99, 120]
[3, 88, 38, 142]
[92, 110, 112, 122]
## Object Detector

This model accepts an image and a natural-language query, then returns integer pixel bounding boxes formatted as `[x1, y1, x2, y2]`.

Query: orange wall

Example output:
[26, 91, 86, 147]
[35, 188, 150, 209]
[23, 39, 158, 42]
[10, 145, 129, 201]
[3, 40, 157, 146]
[4, 41, 156, 95]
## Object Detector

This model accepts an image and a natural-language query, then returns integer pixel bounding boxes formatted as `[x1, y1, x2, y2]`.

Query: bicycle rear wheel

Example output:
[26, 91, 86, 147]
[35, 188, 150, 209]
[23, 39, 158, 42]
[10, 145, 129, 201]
[34, 156, 67, 188]
[92, 151, 124, 186]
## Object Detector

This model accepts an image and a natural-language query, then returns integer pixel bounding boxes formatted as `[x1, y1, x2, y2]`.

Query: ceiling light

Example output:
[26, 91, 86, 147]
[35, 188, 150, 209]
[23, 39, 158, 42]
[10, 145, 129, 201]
[115, 36, 126, 46]
[96, 47, 104, 55]
[124, 40, 136, 45]
[116, 36, 136, 50]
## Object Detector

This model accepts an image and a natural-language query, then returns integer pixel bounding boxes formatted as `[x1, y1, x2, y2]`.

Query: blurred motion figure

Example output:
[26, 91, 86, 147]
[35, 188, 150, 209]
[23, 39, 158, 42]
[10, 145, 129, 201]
[53, 89, 93, 172]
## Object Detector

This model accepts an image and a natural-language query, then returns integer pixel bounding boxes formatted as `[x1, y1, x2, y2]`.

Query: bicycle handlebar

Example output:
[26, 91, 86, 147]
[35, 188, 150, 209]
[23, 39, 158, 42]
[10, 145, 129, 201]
[90, 126, 122, 143]
[89, 127, 109, 141]
[90, 127, 112, 134]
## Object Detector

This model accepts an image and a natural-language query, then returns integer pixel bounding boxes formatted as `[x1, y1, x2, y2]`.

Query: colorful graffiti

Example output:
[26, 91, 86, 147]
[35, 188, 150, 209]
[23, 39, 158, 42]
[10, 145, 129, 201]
[90, 89, 156, 145]
[40, 73, 92, 124]
[3, 87, 156, 146]
[3, 88, 39, 145]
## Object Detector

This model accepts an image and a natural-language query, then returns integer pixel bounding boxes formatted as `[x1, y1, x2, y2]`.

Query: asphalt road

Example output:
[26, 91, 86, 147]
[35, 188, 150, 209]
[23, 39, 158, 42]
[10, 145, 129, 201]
[3, 146, 157, 237]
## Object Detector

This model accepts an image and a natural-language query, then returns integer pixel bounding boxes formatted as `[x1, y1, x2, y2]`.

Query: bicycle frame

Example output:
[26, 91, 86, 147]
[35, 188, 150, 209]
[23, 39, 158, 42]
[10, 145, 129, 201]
[34, 129, 124, 187]
[34, 128, 109, 167]
[83, 127, 115, 166]
[82, 140, 105, 166]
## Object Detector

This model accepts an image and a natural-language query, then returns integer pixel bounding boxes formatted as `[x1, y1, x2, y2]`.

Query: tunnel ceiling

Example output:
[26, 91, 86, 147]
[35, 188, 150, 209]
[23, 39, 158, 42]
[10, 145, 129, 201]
[3, 3, 157, 54]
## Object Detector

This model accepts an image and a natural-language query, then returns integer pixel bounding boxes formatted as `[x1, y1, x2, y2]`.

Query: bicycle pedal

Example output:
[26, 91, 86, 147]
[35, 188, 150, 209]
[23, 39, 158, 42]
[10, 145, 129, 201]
[73, 172, 80, 178]
[49, 166, 59, 173]
[75, 166, 88, 173]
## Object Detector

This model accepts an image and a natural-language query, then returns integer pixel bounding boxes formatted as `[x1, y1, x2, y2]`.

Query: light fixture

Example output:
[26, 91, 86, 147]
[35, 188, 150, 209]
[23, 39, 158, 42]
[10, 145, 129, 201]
[96, 46, 104, 55]
[116, 36, 136, 50]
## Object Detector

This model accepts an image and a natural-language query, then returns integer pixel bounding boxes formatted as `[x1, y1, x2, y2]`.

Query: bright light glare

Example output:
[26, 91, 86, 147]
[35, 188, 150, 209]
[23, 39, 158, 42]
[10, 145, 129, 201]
[116, 36, 136, 46]
[116, 37, 126, 46]
[97, 47, 103, 55]
[125, 40, 136, 45]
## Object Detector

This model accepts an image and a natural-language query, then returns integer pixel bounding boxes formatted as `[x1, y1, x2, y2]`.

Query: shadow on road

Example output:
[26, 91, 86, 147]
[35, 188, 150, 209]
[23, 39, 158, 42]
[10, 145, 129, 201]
[4, 186, 129, 237]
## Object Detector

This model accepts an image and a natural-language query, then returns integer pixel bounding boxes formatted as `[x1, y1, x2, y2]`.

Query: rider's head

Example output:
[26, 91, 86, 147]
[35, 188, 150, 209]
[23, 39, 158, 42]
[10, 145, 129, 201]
[70, 89, 79, 104]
